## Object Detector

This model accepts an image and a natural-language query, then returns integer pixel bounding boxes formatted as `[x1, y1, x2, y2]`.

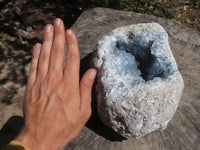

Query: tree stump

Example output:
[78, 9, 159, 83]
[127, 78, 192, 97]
[0, 7, 199, 150]
[64, 8, 200, 150]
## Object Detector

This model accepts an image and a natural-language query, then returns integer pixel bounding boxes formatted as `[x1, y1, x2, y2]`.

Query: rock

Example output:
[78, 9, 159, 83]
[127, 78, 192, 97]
[92, 23, 184, 138]
[65, 8, 200, 149]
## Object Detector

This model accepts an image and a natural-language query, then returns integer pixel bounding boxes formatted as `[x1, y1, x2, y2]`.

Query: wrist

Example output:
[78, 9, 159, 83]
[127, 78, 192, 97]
[15, 128, 51, 150]
[15, 129, 38, 149]
[15, 128, 69, 150]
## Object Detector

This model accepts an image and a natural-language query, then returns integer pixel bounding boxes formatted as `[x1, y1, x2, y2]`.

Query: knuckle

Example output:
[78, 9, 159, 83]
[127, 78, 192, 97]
[44, 34, 52, 41]
[30, 62, 37, 74]
[66, 51, 73, 60]
[66, 50, 79, 60]
[53, 92, 65, 103]
[52, 46, 64, 54]
[44, 33, 53, 42]
[31, 57, 38, 65]
[81, 81, 91, 89]
[32, 52, 39, 59]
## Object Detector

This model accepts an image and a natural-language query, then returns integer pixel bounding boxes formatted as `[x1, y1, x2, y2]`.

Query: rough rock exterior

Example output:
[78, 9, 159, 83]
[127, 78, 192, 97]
[92, 23, 184, 138]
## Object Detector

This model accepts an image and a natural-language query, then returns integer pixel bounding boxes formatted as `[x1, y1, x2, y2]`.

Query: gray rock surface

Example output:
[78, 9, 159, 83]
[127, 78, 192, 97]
[92, 23, 184, 138]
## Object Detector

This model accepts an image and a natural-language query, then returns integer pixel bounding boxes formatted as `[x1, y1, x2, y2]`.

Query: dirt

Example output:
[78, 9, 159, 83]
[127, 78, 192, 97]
[0, 0, 81, 104]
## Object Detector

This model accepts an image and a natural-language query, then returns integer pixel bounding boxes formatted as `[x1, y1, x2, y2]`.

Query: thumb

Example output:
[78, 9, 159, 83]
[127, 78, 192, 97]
[80, 69, 97, 110]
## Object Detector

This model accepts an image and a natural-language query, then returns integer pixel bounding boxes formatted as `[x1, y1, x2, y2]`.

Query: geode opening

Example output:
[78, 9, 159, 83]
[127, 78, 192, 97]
[92, 23, 184, 138]
[116, 32, 170, 81]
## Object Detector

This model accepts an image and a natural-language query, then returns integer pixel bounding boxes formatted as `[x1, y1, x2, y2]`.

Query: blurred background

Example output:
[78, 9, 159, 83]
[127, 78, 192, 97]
[64, 0, 200, 31]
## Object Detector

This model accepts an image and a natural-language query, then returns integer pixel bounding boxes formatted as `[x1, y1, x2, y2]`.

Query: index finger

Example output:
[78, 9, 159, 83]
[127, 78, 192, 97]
[64, 29, 80, 86]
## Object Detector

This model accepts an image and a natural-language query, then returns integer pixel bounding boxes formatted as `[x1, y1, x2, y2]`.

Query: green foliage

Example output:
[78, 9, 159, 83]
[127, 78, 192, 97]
[1, 33, 11, 38]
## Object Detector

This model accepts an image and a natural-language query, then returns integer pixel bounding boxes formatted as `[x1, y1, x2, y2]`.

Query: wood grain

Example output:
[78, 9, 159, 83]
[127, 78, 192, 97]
[64, 8, 200, 150]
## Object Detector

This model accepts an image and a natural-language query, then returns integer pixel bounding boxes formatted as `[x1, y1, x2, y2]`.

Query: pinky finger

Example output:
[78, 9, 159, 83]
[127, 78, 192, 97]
[27, 43, 41, 87]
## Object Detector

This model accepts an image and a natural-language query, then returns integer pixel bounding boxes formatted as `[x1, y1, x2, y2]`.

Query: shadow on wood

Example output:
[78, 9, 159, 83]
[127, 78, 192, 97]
[80, 53, 126, 142]
[0, 116, 24, 149]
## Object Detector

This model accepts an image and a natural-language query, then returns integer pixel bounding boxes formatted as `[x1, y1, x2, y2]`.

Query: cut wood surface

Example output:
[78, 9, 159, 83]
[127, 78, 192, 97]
[64, 8, 200, 150]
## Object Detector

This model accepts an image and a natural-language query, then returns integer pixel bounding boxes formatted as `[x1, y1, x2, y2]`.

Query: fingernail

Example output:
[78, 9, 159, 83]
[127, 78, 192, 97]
[55, 18, 61, 26]
[34, 43, 40, 50]
[45, 25, 51, 33]
[66, 29, 72, 36]
[89, 69, 97, 80]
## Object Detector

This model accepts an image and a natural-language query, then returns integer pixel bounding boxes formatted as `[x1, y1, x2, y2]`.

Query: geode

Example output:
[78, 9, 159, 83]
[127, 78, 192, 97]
[92, 23, 184, 138]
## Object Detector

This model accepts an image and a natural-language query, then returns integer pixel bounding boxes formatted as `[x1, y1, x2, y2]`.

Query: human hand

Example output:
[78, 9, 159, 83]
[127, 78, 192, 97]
[15, 18, 97, 150]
